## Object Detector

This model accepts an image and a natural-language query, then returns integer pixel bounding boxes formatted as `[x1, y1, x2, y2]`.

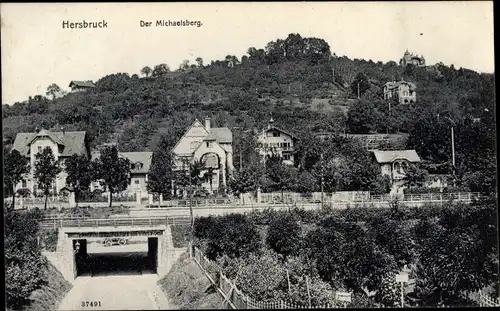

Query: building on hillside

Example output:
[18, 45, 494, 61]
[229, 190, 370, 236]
[399, 50, 426, 67]
[171, 117, 234, 196]
[371, 149, 421, 182]
[255, 118, 299, 166]
[11, 128, 90, 196]
[69, 80, 96, 92]
[90, 151, 153, 199]
[383, 79, 417, 105]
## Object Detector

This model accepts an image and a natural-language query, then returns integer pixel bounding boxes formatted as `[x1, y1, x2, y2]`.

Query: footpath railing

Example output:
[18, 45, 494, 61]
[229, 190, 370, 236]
[39, 216, 191, 230]
[192, 246, 343, 309]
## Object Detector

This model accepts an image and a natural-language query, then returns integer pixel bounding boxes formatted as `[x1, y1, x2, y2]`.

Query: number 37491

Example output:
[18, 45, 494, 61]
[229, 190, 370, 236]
[81, 301, 101, 307]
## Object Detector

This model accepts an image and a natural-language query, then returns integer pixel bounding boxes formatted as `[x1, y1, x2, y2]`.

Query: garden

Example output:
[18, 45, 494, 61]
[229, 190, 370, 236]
[188, 196, 498, 308]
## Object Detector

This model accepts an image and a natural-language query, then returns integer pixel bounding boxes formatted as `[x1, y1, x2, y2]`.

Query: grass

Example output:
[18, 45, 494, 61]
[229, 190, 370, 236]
[158, 252, 227, 309]
[20, 261, 72, 311]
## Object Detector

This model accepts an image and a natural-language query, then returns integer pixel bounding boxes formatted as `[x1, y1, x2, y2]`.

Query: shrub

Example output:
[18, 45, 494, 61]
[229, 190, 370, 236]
[171, 224, 191, 248]
[266, 213, 303, 260]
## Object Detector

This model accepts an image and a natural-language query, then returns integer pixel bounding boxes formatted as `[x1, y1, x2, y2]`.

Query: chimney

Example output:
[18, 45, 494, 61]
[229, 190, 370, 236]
[61, 127, 65, 135]
[205, 116, 211, 132]
[35, 126, 39, 132]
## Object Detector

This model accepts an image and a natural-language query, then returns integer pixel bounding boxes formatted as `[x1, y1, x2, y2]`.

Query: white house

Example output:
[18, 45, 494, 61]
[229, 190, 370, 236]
[90, 151, 153, 199]
[371, 149, 421, 182]
[255, 118, 299, 166]
[171, 117, 234, 195]
[383, 80, 417, 105]
[11, 129, 90, 196]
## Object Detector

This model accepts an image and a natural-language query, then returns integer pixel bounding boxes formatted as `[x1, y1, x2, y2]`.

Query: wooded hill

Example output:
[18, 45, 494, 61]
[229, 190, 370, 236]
[2, 33, 495, 190]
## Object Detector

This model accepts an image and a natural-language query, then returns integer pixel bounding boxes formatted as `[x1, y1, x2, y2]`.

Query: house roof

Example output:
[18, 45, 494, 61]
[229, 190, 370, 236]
[91, 151, 153, 174]
[210, 127, 232, 143]
[69, 80, 96, 88]
[12, 130, 87, 157]
[384, 81, 417, 91]
[372, 150, 421, 164]
[265, 126, 299, 140]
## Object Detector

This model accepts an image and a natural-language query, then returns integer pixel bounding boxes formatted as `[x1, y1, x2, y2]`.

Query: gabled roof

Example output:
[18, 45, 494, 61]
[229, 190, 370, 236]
[264, 126, 300, 140]
[171, 119, 233, 155]
[372, 150, 421, 164]
[12, 130, 87, 157]
[30, 129, 65, 146]
[69, 80, 96, 88]
[384, 80, 417, 91]
[91, 151, 153, 174]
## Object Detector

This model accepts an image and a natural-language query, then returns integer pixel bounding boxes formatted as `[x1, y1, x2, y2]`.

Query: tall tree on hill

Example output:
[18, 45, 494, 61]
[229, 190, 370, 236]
[64, 154, 94, 207]
[351, 73, 370, 98]
[34, 147, 62, 210]
[93, 146, 131, 207]
[45, 83, 62, 100]
[140, 66, 152, 77]
[4, 149, 30, 210]
[152, 63, 170, 77]
[195, 57, 203, 67]
[347, 100, 379, 134]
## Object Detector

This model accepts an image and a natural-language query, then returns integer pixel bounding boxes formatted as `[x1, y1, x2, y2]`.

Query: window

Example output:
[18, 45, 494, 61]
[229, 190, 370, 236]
[273, 131, 280, 137]
[135, 180, 140, 184]
[22, 180, 27, 188]
[206, 141, 212, 148]
[283, 154, 291, 160]
[37, 146, 42, 153]
[266, 132, 272, 137]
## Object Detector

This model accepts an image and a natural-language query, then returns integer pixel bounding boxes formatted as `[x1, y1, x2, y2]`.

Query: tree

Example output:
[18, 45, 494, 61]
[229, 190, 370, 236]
[264, 155, 299, 198]
[403, 163, 429, 189]
[5, 209, 47, 310]
[179, 59, 190, 71]
[266, 212, 302, 260]
[4, 149, 30, 210]
[93, 146, 131, 207]
[195, 57, 204, 67]
[152, 63, 170, 77]
[45, 83, 61, 100]
[347, 100, 379, 134]
[147, 137, 175, 199]
[140, 66, 152, 77]
[34, 147, 62, 210]
[194, 214, 262, 260]
[64, 154, 94, 207]
[411, 200, 498, 306]
[306, 217, 397, 293]
[351, 73, 370, 97]
[235, 249, 287, 303]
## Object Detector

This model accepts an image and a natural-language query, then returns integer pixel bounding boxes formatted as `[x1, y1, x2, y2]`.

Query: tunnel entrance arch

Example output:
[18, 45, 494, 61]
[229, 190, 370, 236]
[57, 225, 174, 282]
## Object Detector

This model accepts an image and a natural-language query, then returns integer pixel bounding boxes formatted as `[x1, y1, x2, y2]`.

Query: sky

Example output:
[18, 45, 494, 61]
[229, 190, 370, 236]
[1, 2, 495, 105]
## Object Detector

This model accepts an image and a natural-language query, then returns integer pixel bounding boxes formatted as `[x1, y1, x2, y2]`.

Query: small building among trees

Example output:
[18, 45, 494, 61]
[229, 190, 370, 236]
[68, 80, 96, 92]
[383, 79, 417, 105]
[371, 149, 421, 182]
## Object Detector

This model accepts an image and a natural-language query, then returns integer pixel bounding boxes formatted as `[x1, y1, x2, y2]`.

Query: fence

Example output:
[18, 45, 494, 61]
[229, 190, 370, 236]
[192, 246, 342, 309]
[39, 216, 191, 230]
[478, 290, 500, 307]
[258, 192, 481, 204]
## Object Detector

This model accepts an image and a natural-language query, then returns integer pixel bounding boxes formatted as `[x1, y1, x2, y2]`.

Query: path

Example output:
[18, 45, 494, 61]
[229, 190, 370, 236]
[57, 249, 185, 310]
